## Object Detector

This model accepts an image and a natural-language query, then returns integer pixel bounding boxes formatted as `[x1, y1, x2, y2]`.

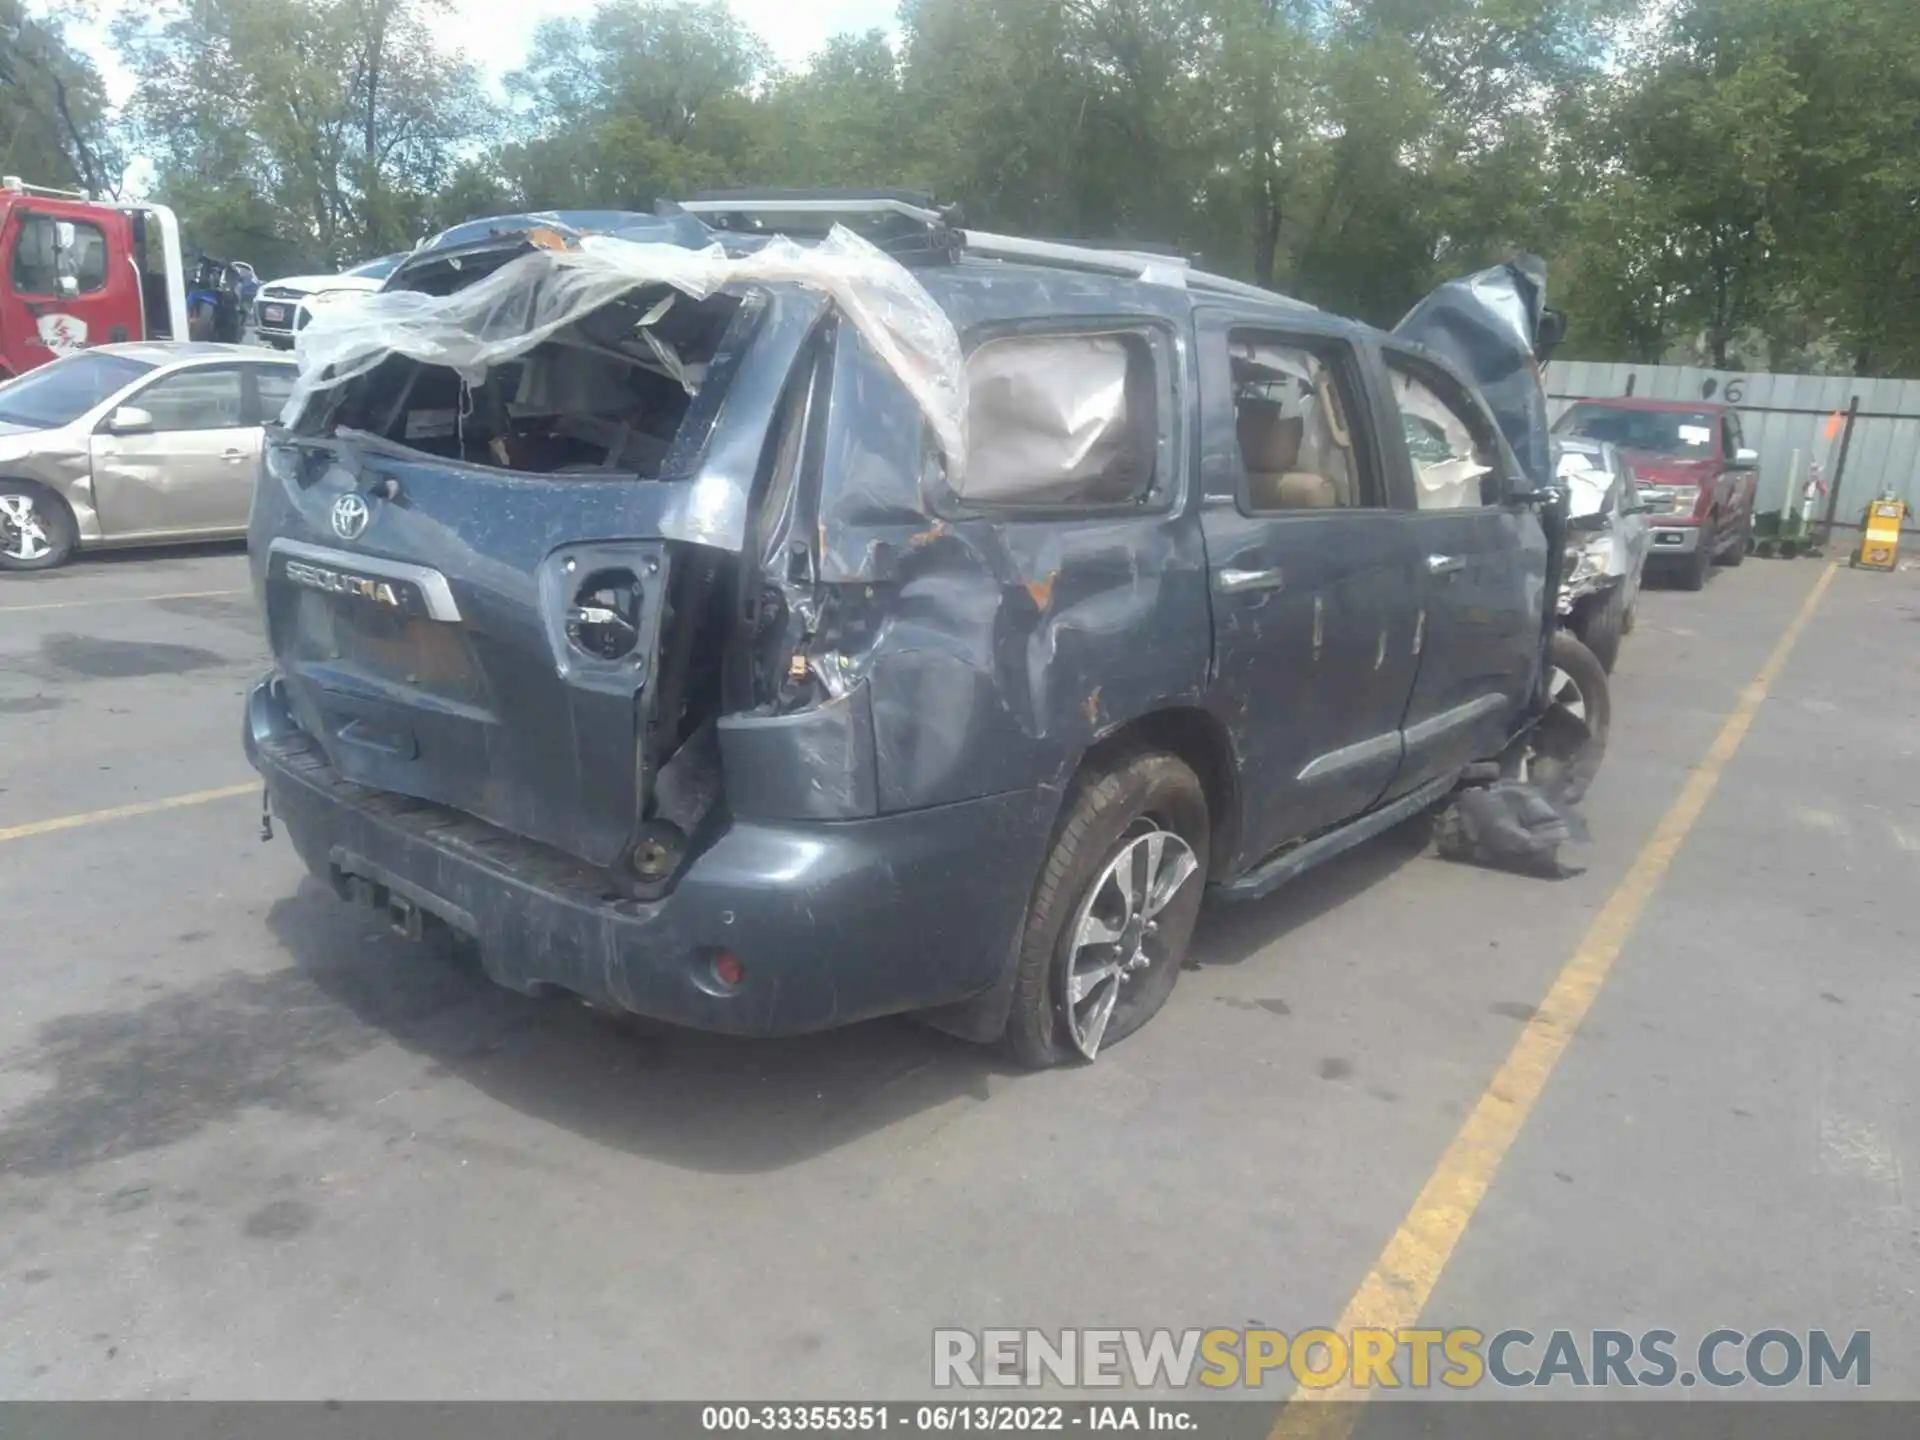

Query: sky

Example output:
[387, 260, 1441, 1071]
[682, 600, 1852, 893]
[64, 0, 901, 108]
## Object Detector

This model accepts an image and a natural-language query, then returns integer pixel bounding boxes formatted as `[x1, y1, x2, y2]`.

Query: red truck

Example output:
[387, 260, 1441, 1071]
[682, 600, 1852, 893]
[0, 177, 189, 382]
[1552, 396, 1759, 590]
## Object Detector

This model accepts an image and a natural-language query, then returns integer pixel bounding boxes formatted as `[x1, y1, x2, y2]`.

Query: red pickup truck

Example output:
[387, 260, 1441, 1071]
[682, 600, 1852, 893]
[1551, 397, 1759, 590]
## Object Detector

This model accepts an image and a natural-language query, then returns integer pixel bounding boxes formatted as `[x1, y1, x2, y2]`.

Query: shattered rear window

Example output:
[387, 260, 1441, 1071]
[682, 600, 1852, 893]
[299, 286, 749, 479]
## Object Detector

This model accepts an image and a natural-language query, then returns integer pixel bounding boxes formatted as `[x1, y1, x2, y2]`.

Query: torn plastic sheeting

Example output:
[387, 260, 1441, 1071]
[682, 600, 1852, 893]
[287, 224, 968, 475]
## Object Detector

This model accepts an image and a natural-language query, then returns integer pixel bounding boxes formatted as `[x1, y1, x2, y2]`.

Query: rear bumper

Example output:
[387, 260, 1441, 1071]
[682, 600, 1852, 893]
[244, 674, 1054, 1037]
[1648, 524, 1703, 557]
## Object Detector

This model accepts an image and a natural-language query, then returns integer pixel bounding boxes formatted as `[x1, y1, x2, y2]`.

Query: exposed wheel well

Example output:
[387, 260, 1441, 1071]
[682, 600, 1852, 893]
[1078, 706, 1241, 875]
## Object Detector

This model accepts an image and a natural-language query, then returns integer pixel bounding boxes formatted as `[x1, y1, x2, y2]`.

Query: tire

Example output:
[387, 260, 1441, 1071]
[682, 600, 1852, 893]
[1574, 586, 1627, 674]
[1529, 631, 1610, 805]
[1676, 534, 1711, 591]
[1004, 750, 1210, 1069]
[0, 480, 77, 572]
[1717, 515, 1749, 566]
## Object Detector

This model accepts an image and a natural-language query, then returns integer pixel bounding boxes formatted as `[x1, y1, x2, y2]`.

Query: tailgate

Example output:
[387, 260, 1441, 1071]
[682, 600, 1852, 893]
[251, 284, 822, 871]
[259, 448, 676, 868]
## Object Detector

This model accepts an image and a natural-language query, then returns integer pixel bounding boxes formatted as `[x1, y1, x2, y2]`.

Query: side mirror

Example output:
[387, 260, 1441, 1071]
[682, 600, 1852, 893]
[107, 405, 154, 436]
[1534, 308, 1568, 362]
[1734, 447, 1760, 468]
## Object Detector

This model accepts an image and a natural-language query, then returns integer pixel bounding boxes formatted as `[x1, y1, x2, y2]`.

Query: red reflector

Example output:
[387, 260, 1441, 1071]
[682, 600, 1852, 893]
[712, 952, 745, 988]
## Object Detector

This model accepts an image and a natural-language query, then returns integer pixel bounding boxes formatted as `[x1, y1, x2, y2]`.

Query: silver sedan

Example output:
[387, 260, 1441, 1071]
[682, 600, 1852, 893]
[0, 342, 297, 571]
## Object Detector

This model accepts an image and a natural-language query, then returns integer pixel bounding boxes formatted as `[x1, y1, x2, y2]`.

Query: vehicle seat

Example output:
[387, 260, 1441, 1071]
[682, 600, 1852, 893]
[1236, 400, 1340, 509]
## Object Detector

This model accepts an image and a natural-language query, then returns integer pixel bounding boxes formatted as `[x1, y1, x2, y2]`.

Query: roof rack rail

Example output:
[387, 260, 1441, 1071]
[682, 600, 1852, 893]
[1186, 268, 1304, 307]
[959, 228, 1188, 283]
[666, 192, 1302, 305]
[959, 229, 1302, 307]
[682, 189, 949, 224]
[676, 191, 961, 264]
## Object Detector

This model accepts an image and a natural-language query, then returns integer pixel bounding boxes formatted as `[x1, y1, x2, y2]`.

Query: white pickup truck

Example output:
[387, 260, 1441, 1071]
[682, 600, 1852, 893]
[251, 252, 406, 350]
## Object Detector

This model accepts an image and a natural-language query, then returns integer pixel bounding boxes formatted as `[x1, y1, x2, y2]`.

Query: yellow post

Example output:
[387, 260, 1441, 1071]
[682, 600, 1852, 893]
[1854, 496, 1907, 571]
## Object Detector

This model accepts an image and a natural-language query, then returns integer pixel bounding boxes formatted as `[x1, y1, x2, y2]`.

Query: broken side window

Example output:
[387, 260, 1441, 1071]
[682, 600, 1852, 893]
[1227, 334, 1373, 512]
[1385, 358, 1497, 510]
[952, 330, 1160, 509]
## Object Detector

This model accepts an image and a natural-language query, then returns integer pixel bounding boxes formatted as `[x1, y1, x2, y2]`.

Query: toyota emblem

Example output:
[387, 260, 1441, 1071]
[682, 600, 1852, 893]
[331, 492, 371, 541]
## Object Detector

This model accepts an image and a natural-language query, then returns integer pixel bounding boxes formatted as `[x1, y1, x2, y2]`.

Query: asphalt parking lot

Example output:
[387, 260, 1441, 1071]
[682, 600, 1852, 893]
[1, 545, 1916, 1401]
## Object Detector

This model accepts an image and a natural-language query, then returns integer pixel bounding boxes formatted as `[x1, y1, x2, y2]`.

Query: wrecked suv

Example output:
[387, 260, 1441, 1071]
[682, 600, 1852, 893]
[245, 195, 1601, 1067]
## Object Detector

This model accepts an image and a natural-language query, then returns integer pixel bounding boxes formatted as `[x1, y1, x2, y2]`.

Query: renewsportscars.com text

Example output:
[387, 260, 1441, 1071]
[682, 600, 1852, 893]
[932, 1327, 1871, 1390]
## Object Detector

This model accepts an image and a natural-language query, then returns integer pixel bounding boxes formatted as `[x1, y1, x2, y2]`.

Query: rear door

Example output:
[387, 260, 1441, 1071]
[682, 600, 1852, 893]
[1377, 345, 1545, 793]
[90, 362, 254, 536]
[1197, 312, 1424, 867]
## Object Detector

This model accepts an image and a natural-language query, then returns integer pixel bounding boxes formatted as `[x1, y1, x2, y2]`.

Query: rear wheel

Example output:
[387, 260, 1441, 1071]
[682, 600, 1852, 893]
[1004, 750, 1210, 1069]
[0, 481, 76, 572]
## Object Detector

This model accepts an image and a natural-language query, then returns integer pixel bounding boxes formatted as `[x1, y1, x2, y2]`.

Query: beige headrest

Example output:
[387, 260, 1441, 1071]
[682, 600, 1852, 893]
[1237, 401, 1304, 473]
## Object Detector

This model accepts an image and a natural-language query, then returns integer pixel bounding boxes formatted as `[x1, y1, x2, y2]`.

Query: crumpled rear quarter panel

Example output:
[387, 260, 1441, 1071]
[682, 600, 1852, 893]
[808, 314, 1213, 815]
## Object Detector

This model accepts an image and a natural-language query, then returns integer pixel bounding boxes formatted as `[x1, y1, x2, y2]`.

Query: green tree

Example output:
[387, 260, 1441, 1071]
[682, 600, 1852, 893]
[497, 0, 769, 209]
[115, 0, 494, 268]
[1, 0, 122, 194]
[81, 0, 1919, 373]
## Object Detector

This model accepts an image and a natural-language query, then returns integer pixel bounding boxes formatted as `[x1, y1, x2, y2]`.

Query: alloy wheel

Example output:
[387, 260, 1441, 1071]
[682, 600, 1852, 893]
[1062, 822, 1200, 1060]
[1546, 665, 1587, 724]
[0, 493, 52, 563]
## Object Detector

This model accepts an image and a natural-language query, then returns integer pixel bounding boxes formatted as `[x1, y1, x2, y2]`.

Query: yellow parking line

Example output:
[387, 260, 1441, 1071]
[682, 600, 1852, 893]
[0, 587, 248, 615]
[0, 783, 257, 844]
[1273, 561, 1839, 1436]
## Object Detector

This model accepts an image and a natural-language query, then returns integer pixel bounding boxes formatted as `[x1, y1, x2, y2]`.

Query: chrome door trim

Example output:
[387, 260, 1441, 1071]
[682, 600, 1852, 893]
[1216, 565, 1287, 595]
[1402, 692, 1507, 752]
[1296, 730, 1402, 783]
[267, 538, 463, 622]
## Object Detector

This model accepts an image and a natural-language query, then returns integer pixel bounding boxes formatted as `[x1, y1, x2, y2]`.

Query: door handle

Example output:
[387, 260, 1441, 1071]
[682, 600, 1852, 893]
[1217, 566, 1285, 595]
[1427, 553, 1465, 576]
[222, 449, 248, 464]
